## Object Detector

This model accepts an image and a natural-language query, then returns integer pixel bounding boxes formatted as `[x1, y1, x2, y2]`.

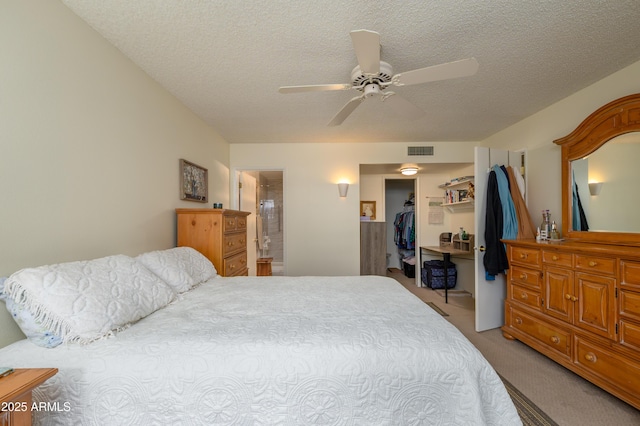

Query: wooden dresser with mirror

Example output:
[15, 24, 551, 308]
[502, 93, 640, 410]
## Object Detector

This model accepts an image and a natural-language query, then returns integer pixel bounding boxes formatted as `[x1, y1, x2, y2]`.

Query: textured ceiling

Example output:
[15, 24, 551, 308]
[60, 0, 640, 144]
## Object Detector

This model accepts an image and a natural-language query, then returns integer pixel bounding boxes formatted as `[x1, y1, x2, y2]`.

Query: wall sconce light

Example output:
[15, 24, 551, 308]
[588, 182, 603, 196]
[400, 164, 419, 175]
[338, 183, 349, 198]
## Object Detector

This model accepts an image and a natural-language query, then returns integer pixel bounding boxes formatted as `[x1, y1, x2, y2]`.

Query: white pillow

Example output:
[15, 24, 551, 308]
[1, 276, 63, 347]
[1, 293, 63, 348]
[3, 255, 176, 344]
[136, 247, 217, 293]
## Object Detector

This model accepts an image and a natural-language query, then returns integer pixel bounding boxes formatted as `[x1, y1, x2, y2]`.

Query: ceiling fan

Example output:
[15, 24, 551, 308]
[278, 30, 479, 126]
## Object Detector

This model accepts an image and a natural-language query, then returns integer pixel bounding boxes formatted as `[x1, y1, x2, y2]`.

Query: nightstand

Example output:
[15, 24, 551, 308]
[0, 368, 58, 426]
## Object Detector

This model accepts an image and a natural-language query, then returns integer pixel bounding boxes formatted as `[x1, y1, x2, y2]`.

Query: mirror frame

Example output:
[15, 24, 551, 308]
[554, 93, 640, 245]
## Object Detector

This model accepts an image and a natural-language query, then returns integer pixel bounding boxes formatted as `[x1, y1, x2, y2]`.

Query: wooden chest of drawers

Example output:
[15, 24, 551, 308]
[503, 239, 640, 410]
[176, 209, 251, 277]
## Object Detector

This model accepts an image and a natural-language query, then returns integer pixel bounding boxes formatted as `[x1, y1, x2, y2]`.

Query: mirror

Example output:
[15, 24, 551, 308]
[554, 93, 640, 245]
[570, 132, 640, 233]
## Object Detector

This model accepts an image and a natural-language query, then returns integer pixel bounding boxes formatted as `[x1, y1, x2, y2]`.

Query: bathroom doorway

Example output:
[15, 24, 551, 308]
[238, 170, 284, 276]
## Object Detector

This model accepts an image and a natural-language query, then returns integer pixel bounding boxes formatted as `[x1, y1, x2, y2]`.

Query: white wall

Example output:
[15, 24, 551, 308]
[0, 0, 230, 346]
[359, 174, 386, 220]
[583, 141, 638, 232]
[230, 142, 477, 275]
[361, 166, 475, 248]
[482, 60, 640, 234]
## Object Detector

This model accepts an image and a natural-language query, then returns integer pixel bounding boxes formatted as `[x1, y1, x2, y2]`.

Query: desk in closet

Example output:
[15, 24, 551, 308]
[420, 246, 473, 303]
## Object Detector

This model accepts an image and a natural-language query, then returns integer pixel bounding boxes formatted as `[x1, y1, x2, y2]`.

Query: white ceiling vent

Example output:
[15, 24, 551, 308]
[408, 146, 434, 156]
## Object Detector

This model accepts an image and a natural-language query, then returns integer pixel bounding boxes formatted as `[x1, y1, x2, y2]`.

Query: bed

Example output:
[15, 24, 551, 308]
[0, 248, 520, 425]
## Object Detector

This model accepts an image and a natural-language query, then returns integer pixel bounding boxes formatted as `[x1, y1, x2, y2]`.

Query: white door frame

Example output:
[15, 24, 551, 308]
[232, 168, 286, 275]
[382, 175, 419, 285]
[239, 171, 257, 276]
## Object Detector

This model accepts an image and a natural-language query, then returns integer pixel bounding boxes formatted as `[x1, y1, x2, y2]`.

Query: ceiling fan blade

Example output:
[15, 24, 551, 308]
[350, 30, 380, 76]
[278, 84, 352, 94]
[383, 93, 425, 121]
[393, 58, 479, 86]
[327, 96, 365, 126]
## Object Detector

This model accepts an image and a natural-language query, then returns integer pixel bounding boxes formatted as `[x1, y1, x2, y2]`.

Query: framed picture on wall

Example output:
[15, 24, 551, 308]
[179, 159, 208, 202]
[360, 201, 376, 220]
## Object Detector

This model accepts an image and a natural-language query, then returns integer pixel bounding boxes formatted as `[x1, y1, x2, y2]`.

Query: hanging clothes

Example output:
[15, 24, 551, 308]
[506, 166, 536, 240]
[575, 184, 589, 231]
[483, 169, 509, 278]
[572, 171, 589, 231]
[394, 207, 415, 250]
[493, 165, 518, 241]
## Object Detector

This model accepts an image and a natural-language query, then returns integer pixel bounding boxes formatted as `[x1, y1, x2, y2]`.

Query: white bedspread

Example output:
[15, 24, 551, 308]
[0, 275, 520, 425]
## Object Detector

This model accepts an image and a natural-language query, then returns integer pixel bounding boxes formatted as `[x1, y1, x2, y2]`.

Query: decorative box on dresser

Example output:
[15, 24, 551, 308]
[176, 209, 251, 277]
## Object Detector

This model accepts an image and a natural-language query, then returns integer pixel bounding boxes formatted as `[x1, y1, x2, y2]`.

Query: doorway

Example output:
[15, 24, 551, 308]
[239, 170, 284, 276]
[384, 178, 417, 274]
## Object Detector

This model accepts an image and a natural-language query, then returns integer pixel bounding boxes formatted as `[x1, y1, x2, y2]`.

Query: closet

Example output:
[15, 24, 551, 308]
[382, 179, 416, 277]
[394, 195, 416, 277]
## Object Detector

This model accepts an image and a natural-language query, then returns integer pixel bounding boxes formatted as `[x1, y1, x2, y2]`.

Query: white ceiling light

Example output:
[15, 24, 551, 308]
[400, 165, 419, 175]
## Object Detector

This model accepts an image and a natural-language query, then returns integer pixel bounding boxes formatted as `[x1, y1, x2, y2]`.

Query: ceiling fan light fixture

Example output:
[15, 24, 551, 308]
[351, 61, 394, 89]
[363, 83, 382, 97]
[278, 29, 478, 127]
[401, 165, 419, 175]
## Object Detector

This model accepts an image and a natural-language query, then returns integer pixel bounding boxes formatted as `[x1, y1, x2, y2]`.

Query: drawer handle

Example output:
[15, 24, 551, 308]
[240, 239, 245, 244]
[550, 336, 560, 344]
[588, 261, 597, 267]
[571, 296, 578, 302]
[565, 294, 572, 300]
[584, 352, 597, 363]
[552, 255, 559, 261]
[519, 273, 527, 280]
[519, 253, 527, 259]
[520, 292, 528, 300]
[228, 242, 234, 247]
[515, 317, 523, 325]
[240, 259, 246, 265]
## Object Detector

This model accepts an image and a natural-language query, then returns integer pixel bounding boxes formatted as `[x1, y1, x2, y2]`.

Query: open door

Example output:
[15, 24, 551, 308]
[474, 147, 524, 331]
